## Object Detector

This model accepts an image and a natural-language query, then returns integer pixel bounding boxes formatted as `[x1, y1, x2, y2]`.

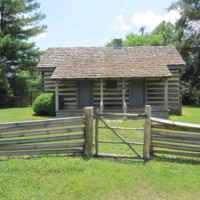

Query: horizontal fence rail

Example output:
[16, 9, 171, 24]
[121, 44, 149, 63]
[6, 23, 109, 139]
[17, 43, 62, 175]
[98, 126, 144, 131]
[151, 117, 200, 158]
[0, 107, 94, 158]
[97, 113, 147, 117]
[0, 117, 85, 133]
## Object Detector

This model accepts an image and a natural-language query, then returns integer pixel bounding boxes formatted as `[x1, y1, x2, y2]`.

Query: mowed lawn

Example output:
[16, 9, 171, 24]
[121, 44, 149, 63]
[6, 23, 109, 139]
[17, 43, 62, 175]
[0, 106, 200, 199]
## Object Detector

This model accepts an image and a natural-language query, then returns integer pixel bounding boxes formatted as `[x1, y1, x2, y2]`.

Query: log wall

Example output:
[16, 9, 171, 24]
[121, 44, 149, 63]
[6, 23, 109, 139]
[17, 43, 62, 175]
[43, 69, 182, 114]
[147, 69, 181, 115]
[168, 69, 182, 115]
[43, 72, 77, 108]
[93, 80, 129, 107]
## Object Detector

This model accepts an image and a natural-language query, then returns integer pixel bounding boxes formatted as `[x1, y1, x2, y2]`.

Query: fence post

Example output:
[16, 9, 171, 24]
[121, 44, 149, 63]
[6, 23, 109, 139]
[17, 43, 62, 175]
[95, 109, 99, 155]
[143, 105, 151, 159]
[84, 107, 94, 158]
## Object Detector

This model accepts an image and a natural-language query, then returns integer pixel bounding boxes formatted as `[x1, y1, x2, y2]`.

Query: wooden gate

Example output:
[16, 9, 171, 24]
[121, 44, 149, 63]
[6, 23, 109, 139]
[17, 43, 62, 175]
[95, 106, 151, 159]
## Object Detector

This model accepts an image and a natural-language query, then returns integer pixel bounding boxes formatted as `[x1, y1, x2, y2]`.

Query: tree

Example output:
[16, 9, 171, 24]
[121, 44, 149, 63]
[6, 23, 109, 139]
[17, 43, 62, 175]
[9, 71, 42, 96]
[105, 33, 164, 47]
[0, 69, 12, 104]
[0, 0, 46, 102]
[0, 0, 47, 74]
[139, 26, 146, 36]
[152, 21, 176, 45]
[169, 0, 200, 104]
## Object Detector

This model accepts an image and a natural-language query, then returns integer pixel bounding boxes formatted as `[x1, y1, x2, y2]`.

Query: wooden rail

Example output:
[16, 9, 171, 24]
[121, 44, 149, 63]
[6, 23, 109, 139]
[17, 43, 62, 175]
[151, 117, 200, 157]
[0, 107, 94, 158]
[97, 113, 147, 117]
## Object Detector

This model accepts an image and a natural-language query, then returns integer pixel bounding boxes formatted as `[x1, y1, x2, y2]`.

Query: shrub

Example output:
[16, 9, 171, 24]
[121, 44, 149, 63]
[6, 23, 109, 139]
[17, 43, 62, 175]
[33, 93, 64, 116]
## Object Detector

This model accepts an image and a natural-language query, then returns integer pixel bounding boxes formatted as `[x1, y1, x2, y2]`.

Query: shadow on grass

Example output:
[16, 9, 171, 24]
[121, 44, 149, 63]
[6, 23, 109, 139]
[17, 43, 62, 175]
[0, 153, 199, 165]
[151, 155, 200, 165]
[182, 105, 200, 108]
[31, 113, 54, 118]
[0, 153, 78, 162]
[0, 153, 145, 165]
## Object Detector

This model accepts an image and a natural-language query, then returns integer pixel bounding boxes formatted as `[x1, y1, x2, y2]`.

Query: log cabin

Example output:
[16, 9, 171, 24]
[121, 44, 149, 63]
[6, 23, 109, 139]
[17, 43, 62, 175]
[37, 39, 186, 118]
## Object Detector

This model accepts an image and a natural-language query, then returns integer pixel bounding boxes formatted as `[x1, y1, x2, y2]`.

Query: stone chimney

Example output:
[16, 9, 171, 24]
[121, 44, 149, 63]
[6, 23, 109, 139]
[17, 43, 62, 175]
[114, 39, 122, 50]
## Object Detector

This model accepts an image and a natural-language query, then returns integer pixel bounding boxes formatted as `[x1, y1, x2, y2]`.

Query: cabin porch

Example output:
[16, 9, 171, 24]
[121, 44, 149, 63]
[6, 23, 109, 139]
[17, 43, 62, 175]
[56, 106, 169, 119]
[54, 77, 170, 119]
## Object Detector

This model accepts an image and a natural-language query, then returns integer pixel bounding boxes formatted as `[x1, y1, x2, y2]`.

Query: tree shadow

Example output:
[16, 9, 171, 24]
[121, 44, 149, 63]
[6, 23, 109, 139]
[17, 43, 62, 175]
[150, 154, 200, 165]
[0, 153, 199, 166]
[31, 113, 54, 118]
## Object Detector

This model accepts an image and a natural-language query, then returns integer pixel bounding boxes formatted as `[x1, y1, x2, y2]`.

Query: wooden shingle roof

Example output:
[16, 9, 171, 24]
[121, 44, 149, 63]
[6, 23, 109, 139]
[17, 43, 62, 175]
[37, 46, 185, 79]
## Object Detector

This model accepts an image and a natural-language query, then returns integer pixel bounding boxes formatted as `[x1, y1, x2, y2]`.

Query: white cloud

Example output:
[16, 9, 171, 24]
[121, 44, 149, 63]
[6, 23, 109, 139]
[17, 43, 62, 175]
[164, 10, 180, 24]
[111, 15, 131, 31]
[132, 10, 181, 30]
[33, 32, 47, 39]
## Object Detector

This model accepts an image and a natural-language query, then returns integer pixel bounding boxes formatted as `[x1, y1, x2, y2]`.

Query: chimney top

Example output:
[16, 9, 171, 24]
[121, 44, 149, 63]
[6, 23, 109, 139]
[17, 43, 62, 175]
[114, 39, 122, 50]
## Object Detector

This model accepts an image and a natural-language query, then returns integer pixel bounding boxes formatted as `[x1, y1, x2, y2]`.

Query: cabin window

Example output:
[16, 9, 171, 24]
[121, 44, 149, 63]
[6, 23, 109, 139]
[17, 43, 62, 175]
[106, 80, 117, 89]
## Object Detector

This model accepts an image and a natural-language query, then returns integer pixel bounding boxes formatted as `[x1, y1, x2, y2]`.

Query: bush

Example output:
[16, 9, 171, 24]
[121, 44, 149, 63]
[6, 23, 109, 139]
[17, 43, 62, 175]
[33, 93, 64, 116]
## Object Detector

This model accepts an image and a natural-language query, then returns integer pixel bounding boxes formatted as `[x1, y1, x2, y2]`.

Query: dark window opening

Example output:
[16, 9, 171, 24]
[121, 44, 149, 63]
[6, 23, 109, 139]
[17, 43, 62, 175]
[106, 80, 117, 89]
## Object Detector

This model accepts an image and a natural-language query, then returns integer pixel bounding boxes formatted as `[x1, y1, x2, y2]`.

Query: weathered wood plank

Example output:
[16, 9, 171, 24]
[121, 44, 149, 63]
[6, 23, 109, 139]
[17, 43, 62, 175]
[100, 80, 103, 113]
[0, 117, 85, 129]
[0, 127, 85, 138]
[0, 119, 85, 133]
[152, 150, 200, 157]
[151, 142, 200, 152]
[151, 117, 200, 133]
[0, 142, 85, 151]
[84, 107, 93, 158]
[0, 149, 84, 157]
[44, 72, 53, 75]
[0, 134, 84, 146]
[55, 80, 59, 112]
[98, 140, 143, 145]
[151, 130, 200, 139]
[148, 89, 179, 93]
[143, 105, 151, 159]
[98, 126, 144, 131]
[98, 113, 146, 117]
[96, 153, 141, 159]
[151, 136, 200, 145]
[94, 89, 129, 93]
[95, 109, 99, 155]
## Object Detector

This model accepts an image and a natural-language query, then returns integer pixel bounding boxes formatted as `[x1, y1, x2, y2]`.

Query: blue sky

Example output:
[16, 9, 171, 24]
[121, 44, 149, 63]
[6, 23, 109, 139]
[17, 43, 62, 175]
[30, 0, 180, 50]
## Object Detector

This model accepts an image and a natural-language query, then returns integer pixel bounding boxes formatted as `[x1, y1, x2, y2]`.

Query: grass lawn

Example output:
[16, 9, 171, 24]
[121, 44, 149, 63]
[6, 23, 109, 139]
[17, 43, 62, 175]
[0, 106, 200, 199]
[0, 107, 52, 123]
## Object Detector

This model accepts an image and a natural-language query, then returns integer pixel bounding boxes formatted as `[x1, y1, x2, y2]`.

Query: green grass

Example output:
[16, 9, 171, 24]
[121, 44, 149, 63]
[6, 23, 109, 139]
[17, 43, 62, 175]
[170, 105, 200, 124]
[0, 107, 52, 123]
[0, 106, 200, 199]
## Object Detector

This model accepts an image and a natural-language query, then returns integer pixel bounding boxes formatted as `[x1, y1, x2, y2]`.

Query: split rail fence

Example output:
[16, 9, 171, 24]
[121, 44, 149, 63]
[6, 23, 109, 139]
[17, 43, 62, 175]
[0, 105, 200, 159]
[0, 107, 93, 158]
[150, 117, 200, 158]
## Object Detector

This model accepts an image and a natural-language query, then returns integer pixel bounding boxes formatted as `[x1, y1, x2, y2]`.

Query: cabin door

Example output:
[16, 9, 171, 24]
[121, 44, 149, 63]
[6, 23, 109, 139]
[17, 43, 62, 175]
[78, 80, 93, 108]
[129, 78, 145, 107]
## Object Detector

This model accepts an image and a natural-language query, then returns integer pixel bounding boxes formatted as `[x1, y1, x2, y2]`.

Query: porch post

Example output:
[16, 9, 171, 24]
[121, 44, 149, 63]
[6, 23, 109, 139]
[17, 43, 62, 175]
[100, 79, 103, 113]
[164, 78, 168, 110]
[55, 80, 59, 112]
[122, 79, 127, 121]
